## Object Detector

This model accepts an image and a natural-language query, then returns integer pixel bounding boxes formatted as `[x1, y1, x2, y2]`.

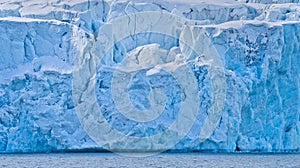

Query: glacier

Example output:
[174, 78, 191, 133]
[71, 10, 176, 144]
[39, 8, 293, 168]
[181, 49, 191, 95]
[0, 0, 299, 153]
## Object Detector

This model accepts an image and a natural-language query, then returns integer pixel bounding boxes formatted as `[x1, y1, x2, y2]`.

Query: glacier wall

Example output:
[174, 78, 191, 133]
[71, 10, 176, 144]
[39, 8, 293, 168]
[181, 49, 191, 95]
[0, 0, 299, 153]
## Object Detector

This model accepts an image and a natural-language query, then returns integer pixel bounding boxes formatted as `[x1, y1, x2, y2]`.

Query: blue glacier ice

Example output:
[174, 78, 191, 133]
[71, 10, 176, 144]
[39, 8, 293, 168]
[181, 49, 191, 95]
[0, 0, 299, 153]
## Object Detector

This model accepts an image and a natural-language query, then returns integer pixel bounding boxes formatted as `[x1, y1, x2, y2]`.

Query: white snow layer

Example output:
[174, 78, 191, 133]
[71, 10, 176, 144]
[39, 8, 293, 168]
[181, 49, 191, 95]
[0, 0, 299, 153]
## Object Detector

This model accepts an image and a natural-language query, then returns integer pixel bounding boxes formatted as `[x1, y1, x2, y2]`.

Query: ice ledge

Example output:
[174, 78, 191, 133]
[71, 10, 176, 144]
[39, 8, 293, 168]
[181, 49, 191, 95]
[0, 0, 299, 153]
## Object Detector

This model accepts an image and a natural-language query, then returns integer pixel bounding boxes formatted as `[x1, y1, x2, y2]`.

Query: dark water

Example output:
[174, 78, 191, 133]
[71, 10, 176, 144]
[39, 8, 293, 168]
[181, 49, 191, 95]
[1, 153, 300, 168]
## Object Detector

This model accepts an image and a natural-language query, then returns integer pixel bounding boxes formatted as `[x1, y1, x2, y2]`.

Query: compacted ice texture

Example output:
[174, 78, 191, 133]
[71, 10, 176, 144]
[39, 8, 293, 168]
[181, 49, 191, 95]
[0, 0, 299, 153]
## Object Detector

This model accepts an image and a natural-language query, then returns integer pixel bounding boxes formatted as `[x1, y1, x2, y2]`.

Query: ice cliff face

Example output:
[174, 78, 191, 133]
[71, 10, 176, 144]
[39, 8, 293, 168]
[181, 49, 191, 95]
[0, 0, 299, 153]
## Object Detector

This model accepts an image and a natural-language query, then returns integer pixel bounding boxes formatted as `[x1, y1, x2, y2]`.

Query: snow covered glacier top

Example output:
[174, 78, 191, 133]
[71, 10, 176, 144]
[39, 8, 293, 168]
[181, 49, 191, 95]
[0, 0, 299, 154]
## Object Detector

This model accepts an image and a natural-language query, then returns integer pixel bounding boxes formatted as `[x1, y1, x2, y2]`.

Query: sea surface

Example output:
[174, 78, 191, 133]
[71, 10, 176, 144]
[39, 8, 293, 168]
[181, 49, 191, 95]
[1, 153, 300, 168]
